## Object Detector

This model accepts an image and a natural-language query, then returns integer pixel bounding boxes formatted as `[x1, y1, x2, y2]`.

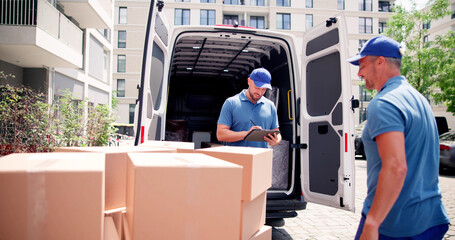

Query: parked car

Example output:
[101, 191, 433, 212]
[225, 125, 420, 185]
[440, 131, 455, 171]
[355, 120, 367, 159]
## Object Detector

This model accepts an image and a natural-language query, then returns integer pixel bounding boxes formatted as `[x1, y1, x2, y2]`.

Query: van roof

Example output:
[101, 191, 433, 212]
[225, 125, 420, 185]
[170, 26, 293, 80]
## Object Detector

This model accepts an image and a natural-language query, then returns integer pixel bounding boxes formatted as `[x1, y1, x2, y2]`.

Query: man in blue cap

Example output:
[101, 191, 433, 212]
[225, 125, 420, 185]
[348, 36, 449, 239]
[217, 67, 281, 148]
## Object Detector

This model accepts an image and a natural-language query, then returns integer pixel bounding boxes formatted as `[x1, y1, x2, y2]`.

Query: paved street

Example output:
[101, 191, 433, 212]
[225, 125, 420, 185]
[272, 159, 455, 239]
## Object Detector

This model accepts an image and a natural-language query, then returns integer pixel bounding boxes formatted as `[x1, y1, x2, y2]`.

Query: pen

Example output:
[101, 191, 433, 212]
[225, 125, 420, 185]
[250, 119, 257, 126]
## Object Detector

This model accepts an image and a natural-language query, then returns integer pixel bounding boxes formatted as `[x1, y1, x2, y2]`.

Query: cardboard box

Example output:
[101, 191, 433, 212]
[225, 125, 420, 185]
[0, 152, 105, 240]
[126, 153, 243, 240]
[242, 192, 267, 240]
[249, 225, 272, 240]
[104, 216, 120, 240]
[55, 146, 176, 210]
[139, 140, 195, 153]
[196, 146, 273, 201]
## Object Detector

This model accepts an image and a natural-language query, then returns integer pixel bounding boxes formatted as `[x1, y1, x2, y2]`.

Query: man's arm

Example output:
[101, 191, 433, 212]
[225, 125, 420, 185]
[216, 124, 261, 142]
[361, 131, 407, 240]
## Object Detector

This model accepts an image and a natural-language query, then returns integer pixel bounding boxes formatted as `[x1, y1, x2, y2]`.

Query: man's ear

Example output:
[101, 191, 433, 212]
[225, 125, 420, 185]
[376, 56, 386, 66]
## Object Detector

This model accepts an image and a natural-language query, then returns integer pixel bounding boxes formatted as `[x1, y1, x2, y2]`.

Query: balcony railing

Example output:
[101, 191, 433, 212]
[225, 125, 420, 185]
[0, 0, 82, 54]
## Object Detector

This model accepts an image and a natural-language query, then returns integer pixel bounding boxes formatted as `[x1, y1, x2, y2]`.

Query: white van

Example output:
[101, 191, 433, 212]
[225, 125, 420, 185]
[134, 0, 357, 225]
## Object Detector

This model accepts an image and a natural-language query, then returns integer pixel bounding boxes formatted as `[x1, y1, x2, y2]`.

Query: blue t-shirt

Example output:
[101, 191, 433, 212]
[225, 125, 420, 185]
[362, 76, 449, 237]
[217, 90, 279, 148]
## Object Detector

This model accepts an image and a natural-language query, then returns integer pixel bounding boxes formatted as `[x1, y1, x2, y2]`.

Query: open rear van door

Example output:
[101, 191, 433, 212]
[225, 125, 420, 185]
[134, 0, 169, 145]
[299, 14, 355, 211]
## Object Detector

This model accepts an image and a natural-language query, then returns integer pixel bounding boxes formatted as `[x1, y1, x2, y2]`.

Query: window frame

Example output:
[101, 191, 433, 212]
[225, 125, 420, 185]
[117, 79, 125, 97]
[359, 0, 372, 11]
[337, 0, 345, 10]
[175, 9, 191, 26]
[250, 16, 265, 29]
[117, 55, 126, 73]
[276, 0, 291, 7]
[305, 0, 313, 8]
[276, 13, 291, 30]
[119, 7, 127, 24]
[200, 9, 216, 25]
[118, 30, 126, 48]
[305, 14, 313, 30]
[224, 0, 239, 5]
[359, 17, 373, 34]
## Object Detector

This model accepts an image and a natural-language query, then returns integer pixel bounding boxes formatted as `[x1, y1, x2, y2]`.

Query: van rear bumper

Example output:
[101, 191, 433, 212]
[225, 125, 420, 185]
[266, 198, 307, 219]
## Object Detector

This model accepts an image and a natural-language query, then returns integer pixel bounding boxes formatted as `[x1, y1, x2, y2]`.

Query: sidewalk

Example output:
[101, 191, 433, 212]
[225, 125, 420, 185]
[272, 160, 455, 239]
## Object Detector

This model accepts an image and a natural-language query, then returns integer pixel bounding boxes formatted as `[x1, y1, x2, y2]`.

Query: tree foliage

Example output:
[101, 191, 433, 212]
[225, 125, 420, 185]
[384, 0, 454, 113]
[0, 74, 119, 155]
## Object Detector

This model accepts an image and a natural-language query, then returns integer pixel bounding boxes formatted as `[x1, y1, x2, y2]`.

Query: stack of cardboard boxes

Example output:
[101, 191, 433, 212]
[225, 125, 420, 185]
[0, 141, 273, 240]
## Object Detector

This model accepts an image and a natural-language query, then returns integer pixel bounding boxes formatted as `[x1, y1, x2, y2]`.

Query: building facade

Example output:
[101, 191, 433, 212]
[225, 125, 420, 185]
[113, 0, 396, 126]
[0, 0, 114, 108]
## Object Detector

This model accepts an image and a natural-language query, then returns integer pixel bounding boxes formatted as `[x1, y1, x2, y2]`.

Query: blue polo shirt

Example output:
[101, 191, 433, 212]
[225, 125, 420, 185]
[362, 76, 449, 237]
[218, 90, 279, 148]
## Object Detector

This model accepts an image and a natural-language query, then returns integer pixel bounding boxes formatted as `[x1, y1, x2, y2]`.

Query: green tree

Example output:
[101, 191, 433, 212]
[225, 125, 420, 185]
[384, 0, 454, 113]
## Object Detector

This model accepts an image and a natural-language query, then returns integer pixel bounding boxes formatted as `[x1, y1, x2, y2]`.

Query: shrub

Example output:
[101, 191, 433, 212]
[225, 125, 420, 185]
[0, 76, 118, 155]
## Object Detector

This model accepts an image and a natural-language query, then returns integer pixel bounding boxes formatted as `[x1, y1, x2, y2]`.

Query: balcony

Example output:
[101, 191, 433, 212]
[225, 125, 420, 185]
[0, 0, 83, 68]
[58, 0, 112, 29]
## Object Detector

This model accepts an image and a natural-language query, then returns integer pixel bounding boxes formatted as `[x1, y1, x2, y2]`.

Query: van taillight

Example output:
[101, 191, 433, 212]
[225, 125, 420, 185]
[440, 144, 451, 151]
[141, 126, 145, 144]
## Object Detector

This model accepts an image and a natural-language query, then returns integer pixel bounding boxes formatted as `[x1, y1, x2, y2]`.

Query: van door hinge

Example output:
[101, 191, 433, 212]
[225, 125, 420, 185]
[291, 143, 308, 149]
[351, 96, 360, 113]
[326, 17, 337, 27]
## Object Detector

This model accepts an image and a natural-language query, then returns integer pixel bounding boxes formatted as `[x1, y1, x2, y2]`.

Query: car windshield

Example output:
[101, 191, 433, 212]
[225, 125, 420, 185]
[440, 132, 455, 141]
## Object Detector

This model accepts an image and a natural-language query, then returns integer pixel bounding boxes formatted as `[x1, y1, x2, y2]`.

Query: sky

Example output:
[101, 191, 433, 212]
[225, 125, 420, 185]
[395, 0, 431, 10]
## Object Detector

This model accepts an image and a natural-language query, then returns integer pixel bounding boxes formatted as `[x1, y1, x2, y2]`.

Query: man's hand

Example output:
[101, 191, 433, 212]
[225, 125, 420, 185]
[265, 129, 282, 146]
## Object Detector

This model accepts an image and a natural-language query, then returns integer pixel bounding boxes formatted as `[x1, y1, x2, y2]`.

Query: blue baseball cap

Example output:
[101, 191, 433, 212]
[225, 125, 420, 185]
[249, 68, 272, 90]
[347, 36, 403, 66]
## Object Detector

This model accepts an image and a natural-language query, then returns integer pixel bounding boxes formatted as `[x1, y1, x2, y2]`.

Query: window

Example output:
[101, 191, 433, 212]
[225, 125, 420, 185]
[306, 0, 313, 8]
[338, 0, 345, 10]
[119, 7, 127, 24]
[201, 0, 215, 2]
[423, 21, 431, 30]
[117, 79, 125, 97]
[118, 31, 126, 48]
[423, 35, 430, 45]
[359, 17, 372, 34]
[452, 10, 455, 19]
[224, 0, 239, 4]
[175, 9, 190, 25]
[175, 0, 190, 1]
[129, 104, 135, 124]
[250, 16, 265, 29]
[379, 22, 387, 34]
[277, 0, 290, 7]
[223, 15, 239, 25]
[117, 55, 126, 73]
[200, 10, 216, 25]
[276, 13, 291, 30]
[379, 1, 391, 12]
[251, 0, 264, 6]
[305, 14, 313, 30]
[359, 0, 372, 11]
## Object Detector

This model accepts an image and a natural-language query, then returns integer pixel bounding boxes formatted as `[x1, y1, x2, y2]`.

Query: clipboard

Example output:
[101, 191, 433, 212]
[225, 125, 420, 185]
[244, 129, 280, 141]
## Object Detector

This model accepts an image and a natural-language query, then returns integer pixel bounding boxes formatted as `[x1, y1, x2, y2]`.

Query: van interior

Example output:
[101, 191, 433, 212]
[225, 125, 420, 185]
[165, 29, 295, 191]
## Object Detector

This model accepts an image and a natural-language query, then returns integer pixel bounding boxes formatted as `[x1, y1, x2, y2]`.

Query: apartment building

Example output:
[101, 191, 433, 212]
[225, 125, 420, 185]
[0, 0, 114, 108]
[113, 0, 395, 125]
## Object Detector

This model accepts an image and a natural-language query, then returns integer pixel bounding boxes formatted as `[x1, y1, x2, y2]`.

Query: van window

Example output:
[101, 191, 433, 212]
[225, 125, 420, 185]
[150, 43, 164, 110]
